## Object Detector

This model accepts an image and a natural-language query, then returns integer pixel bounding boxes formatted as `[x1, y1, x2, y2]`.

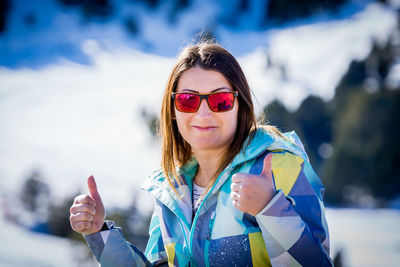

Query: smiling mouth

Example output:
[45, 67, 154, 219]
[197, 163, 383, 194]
[192, 126, 217, 131]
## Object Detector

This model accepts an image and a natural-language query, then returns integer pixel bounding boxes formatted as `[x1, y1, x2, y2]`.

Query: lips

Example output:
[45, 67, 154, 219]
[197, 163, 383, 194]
[192, 126, 217, 131]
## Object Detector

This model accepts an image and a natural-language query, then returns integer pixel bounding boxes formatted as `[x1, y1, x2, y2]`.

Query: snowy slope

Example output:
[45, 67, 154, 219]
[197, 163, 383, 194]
[0, 205, 399, 267]
[238, 2, 397, 110]
[0, 1, 400, 266]
[0, 49, 171, 208]
[1, 2, 398, 206]
[0, 207, 94, 266]
[326, 208, 400, 267]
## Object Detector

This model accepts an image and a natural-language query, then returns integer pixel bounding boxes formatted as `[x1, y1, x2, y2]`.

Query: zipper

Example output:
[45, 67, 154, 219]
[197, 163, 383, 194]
[188, 167, 232, 265]
[204, 211, 216, 267]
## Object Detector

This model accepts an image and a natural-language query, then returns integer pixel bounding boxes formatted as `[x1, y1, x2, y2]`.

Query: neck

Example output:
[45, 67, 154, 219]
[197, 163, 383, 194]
[192, 147, 226, 188]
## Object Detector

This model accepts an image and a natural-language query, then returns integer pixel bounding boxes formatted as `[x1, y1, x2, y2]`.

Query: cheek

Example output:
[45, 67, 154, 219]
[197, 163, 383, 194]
[221, 108, 239, 142]
[229, 115, 238, 136]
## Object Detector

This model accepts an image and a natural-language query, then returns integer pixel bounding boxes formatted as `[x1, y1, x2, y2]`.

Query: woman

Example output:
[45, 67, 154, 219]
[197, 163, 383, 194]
[70, 41, 332, 266]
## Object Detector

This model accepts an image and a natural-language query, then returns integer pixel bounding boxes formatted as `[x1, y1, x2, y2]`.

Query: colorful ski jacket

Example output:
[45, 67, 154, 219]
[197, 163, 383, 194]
[84, 127, 332, 266]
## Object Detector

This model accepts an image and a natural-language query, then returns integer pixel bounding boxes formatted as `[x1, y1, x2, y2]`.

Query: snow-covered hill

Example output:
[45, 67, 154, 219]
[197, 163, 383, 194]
[0, 206, 96, 266]
[1, 205, 399, 266]
[1, 1, 400, 266]
[0, 2, 398, 207]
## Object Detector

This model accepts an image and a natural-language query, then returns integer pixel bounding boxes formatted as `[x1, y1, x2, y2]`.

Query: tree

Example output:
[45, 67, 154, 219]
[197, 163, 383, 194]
[322, 31, 400, 204]
[20, 170, 50, 219]
[294, 96, 333, 170]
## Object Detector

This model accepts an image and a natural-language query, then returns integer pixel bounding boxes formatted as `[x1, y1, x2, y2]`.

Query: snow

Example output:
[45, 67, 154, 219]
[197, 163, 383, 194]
[1, 1, 398, 114]
[0, 0, 400, 266]
[0, 207, 92, 266]
[326, 208, 400, 267]
[0, 0, 398, 209]
[238, 2, 398, 111]
[0, 48, 171, 208]
[0, 205, 398, 266]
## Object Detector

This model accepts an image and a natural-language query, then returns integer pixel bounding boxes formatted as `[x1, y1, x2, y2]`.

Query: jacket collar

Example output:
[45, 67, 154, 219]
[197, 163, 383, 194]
[141, 165, 195, 228]
[231, 126, 308, 167]
[141, 127, 308, 224]
[210, 127, 308, 195]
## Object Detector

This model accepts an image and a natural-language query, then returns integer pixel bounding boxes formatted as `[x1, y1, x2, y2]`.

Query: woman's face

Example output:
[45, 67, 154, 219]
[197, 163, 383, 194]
[174, 67, 239, 154]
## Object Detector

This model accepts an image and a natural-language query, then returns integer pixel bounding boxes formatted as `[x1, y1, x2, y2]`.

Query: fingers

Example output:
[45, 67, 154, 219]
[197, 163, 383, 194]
[70, 195, 97, 234]
[261, 153, 273, 178]
[88, 175, 101, 202]
[73, 221, 91, 232]
[230, 153, 275, 215]
[230, 182, 241, 192]
[231, 172, 251, 184]
[231, 176, 252, 194]
[232, 198, 240, 209]
[231, 191, 242, 211]
[70, 212, 94, 233]
[231, 173, 242, 183]
[70, 212, 94, 222]
[70, 203, 96, 216]
[71, 219, 92, 233]
[70, 175, 105, 235]
[231, 191, 240, 201]
[73, 194, 96, 206]
[230, 173, 247, 206]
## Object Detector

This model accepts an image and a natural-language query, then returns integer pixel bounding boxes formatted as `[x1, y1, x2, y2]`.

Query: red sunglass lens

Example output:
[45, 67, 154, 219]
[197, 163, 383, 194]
[175, 93, 200, 112]
[208, 92, 234, 112]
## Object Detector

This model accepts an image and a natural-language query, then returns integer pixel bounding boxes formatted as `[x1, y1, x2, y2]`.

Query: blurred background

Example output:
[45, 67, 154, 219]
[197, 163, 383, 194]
[0, 0, 400, 266]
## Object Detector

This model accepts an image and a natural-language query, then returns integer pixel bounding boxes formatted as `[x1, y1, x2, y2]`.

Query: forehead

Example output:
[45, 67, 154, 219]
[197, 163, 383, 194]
[176, 67, 231, 93]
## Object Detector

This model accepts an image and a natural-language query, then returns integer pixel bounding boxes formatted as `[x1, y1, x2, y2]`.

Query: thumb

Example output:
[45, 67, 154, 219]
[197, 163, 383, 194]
[87, 175, 102, 201]
[260, 153, 273, 179]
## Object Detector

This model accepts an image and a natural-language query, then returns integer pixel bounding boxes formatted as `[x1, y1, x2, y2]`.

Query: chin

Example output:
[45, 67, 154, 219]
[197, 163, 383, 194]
[191, 140, 228, 151]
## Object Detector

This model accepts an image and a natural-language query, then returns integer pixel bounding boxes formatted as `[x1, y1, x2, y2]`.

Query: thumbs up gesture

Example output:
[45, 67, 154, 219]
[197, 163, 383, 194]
[230, 153, 276, 216]
[70, 175, 106, 235]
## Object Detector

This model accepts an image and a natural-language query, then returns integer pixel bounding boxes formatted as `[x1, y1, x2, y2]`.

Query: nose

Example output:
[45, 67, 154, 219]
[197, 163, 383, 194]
[196, 99, 212, 116]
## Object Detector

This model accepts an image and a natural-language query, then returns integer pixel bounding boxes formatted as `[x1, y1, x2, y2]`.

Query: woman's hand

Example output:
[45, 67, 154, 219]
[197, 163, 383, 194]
[70, 175, 106, 235]
[230, 153, 276, 216]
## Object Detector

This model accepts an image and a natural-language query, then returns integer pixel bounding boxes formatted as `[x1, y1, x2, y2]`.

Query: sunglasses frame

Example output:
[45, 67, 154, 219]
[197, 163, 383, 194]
[172, 91, 239, 113]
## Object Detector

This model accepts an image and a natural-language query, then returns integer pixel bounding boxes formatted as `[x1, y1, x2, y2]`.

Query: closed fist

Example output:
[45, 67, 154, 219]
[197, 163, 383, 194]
[70, 175, 106, 235]
[230, 153, 276, 216]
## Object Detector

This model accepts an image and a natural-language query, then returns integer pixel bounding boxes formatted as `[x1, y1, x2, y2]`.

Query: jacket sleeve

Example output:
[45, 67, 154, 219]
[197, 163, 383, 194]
[84, 211, 168, 266]
[255, 151, 333, 266]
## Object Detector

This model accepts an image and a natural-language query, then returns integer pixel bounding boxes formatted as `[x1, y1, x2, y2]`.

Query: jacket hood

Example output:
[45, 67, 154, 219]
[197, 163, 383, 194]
[231, 126, 309, 167]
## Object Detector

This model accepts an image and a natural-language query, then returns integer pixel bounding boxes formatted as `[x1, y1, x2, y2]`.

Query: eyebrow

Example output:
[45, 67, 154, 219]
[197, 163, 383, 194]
[181, 87, 232, 93]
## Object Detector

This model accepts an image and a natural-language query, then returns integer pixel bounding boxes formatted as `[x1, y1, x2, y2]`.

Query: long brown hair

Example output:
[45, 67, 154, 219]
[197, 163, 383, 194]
[160, 41, 258, 196]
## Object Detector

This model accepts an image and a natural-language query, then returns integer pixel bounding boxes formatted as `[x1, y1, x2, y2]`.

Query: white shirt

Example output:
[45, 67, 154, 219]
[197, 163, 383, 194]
[192, 182, 206, 214]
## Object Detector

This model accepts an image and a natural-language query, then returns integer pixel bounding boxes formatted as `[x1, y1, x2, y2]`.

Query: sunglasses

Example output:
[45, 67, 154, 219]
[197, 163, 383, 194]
[172, 91, 239, 113]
